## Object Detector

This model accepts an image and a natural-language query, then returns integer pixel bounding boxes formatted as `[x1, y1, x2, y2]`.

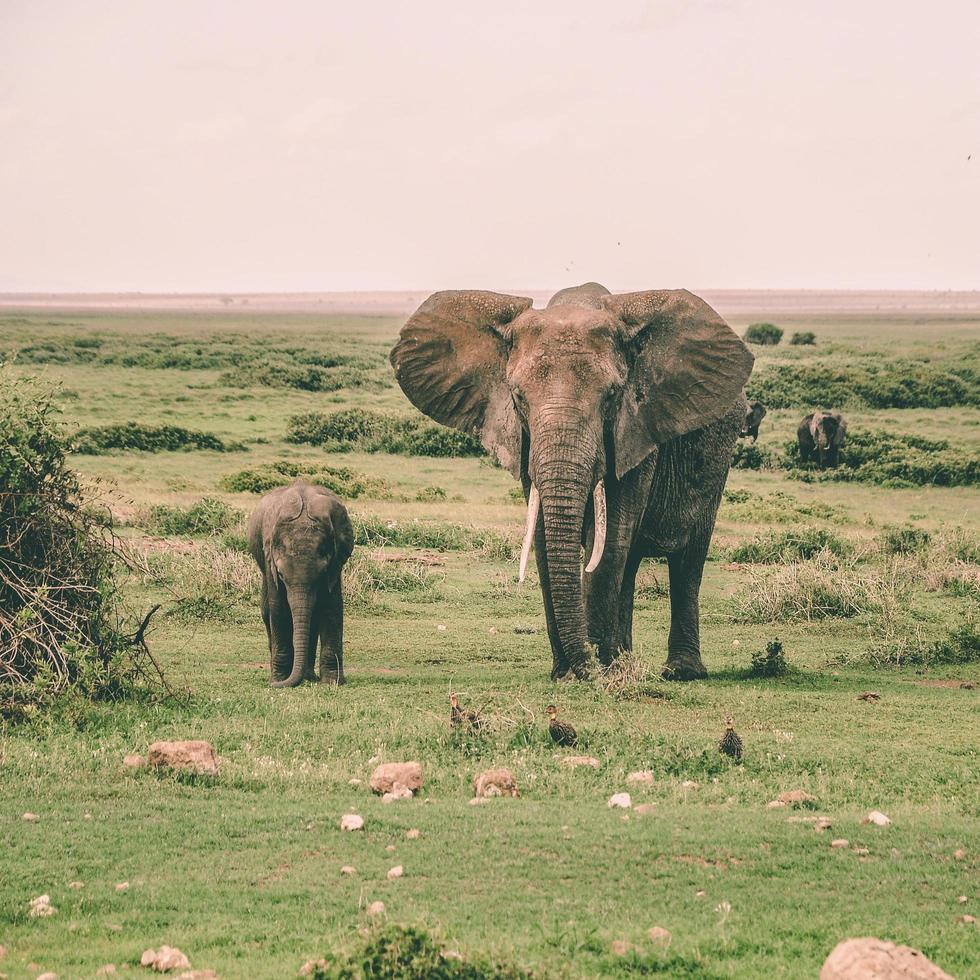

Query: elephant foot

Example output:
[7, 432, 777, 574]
[320, 669, 346, 685]
[662, 657, 707, 681]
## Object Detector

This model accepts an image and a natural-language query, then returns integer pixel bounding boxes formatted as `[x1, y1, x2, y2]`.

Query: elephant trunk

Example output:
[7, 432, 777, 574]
[272, 592, 314, 688]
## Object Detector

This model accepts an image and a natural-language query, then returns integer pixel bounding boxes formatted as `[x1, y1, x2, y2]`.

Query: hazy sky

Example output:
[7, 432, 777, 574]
[1, 1, 978, 292]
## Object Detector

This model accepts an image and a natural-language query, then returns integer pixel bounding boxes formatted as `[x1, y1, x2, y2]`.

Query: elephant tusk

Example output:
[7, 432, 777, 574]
[585, 481, 606, 574]
[518, 484, 540, 583]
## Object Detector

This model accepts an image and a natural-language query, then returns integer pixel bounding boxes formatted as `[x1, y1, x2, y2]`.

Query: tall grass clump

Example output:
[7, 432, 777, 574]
[343, 554, 441, 607]
[790, 331, 817, 345]
[219, 461, 393, 499]
[287, 409, 484, 458]
[352, 515, 514, 557]
[73, 422, 239, 454]
[1, 369, 140, 713]
[744, 323, 783, 345]
[141, 497, 243, 537]
[730, 527, 852, 564]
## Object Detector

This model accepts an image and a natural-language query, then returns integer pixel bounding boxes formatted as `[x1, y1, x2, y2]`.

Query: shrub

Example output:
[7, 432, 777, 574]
[730, 527, 851, 564]
[1, 369, 140, 712]
[352, 515, 513, 557]
[790, 331, 817, 346]
[142, 498, 243, 536]
[286, 409, 484, 458]
[880, 525, 931, 554]
[220, 363, 375, 392]
[744, 322, 783, 345]
[343, 555, 441, 607]
[748, 639, 788, 677]
[415, 485, 447, 502]
[73, 422, 237, 454]
[869, 620, 980, 668]
[731, 442, 779, 470]
[218, 461, 393, 500]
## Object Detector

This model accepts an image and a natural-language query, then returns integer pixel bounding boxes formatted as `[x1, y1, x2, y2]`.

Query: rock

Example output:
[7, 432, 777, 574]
[36, 973, 58, 980]
[437, 624, 446, 632]
[732, 639, 741, 648]
[348, 778, 361, 786]
[958, 915, 976, 925]
[766, 800, 787, 809]
[681, 780, 698, 790]
[852, 847, 870, 855]
[385, 845, 396, 853]
[96, 967, 117, 976]
[22, 812, 39, 822]
[147, 740, 219, 776]
[815, 818, 833, 831]
[468, 797, 486, 806]
[115, 882, 129, 892]
[366, 901, 386, 917]
[488, 627, 499, 635]
[405, 828, 420, 839]
[369, 762, 423, 796]
[340, 814, 364, 832]
[140, 946, 191, 972]
[381, 786, 414, 804]
[28, 895, 55, 917]
[562, 755, 600, 769]
[863, 811, 891, 827]
[175, 972, 217, 979]
[634, 803, 658, 816]
[957, 895, 967, 904]
[627, 770, 654, 785]
[607, 793, 632, 809]
[473, 768, 519, 798]
[647, 926, 672, 946]
[820, 937, 953, 979]
[123, 754, 147, 769]
[513, 624, 537, 634]
[831, 839, 849, 849]
[953, 848, 966, 860]
[298, 961, 328, 977]
[775, 790, 817, 806]
[610, 939, 638, 956]
[386, 865, 404, 880]
[340, 865, 356, 876]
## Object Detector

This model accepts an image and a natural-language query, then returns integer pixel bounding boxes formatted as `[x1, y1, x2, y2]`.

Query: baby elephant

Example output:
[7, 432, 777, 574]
[248, 480, 354, 687]
[798, 410, 847, 468]
[740, 400, 767, 441]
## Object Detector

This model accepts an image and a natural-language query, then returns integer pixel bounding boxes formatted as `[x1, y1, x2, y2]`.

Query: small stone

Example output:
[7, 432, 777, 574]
[369, 762, 423, 795]
[953, 848, 967, 860]
[732, 639, 741, 648]
[634, 803, 658, 816]
[123, 754, 146, 769]
[68, 881, 83, 889]
[610, 940, 637, 956]
[140, 946, 191, 972]
[115, 882, 129, 892]
[366, 901, 386, 917]
[775, 790, 817, 806]
[627, 770, 654, 785]
[175, 972, 217, 980]
[468, 797, 486, 806]
[648, 926, 672, 947]
[22, 812, 39, 822]
[488, 627, 499, 635]
[863, 810, 891, 826]
[815, 818, 833, 831]
[957, 895, 967, 904]
[437, 624, 446, 631]
[36, 973, 58, 980]
[852, 847, 870, 855]
[958, 914, 976, 925]
[695, 890, 706, 898]
[562, 755, 600, 769]
[766, 800, 787, 809]
[84, 813, 92, 820]
[820, 938, 953, 980]
[830, 839, 849, 849]
[298, 961, 328, 977]
[348, 778, 361, 786]
[340, 814, 364, 832]
[28, 895, 55, 917]
[381, 785, 414, 804]
[607, 793, 632, 809]
[147, 740, 219, 776]
[96, 967, 117, 976]
[513, 624, 537, 634]
[386, 865, 404, 880]
[681, 780, 698, 790]
[405, 828, 420, 839]
[385, 845, 396, 853]
[340, 865, 356, 876]
[473, 768, 519, 798]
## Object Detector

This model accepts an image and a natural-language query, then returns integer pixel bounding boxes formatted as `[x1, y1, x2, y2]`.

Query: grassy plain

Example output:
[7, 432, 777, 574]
[1, 300, 978, 978]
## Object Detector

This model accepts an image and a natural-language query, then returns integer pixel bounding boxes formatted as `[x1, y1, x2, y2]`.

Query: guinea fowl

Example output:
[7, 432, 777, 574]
[450, 692, 484, 732]
[718, 715, 743, 761]
[547, 705, 577, 747]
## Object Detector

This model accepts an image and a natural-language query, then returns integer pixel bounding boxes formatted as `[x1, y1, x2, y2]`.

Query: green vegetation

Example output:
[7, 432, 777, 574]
[1, 307, 977, 979]
[730, 527, 851, 564]
[789, 331, 817, 345]
[73, 422, 238, 454]
[287, 408, 484, 457]
[743, 322, 783, 345]
[748, 638, 788, 678]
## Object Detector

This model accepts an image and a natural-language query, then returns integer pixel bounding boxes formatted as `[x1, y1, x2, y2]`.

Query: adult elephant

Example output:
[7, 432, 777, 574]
[798, 410, 847, 469]
[391, 283, 754, 681]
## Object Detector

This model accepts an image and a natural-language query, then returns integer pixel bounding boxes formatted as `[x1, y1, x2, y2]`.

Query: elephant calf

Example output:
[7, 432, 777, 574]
[798, 410, 847, 468]
[247, 479, 353, 687]
[740, 400, 767, 441]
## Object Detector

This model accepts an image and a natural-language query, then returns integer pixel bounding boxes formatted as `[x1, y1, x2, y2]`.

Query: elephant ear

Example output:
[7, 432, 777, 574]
[390, 290, 533, 478]
[604, 290, 754, 478]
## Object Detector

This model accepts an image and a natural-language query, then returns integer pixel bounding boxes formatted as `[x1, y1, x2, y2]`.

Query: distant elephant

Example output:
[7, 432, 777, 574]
[798, 411, 847, 469]
[740, 400, 767, 441]
[391, 283, 754, 681]
[247, 479, 354, 687]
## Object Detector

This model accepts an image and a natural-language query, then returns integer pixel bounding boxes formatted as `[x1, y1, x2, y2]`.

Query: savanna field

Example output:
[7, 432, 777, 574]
[1, 297, 978, 979]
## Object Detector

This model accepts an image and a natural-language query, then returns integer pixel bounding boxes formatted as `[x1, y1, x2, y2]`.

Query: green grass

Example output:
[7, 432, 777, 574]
[0, 306, 978, 979]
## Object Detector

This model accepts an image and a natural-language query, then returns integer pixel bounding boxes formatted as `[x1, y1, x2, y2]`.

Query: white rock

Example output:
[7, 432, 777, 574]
[648, 926, 672, 946]
[820, 937, 953, 979]
[386, 865, 404, 880]
[627, 770, 654, 785]
[29, 894, 55, 917]
[405, 828, 420, 839]
[863, 810, 891, 827]
[732, 639, 741, 648]
[340, 866, 356, 876]
[115, 882, 129, 892]
[140, 945, 191, 972]
[366, 900, 386, 917]
[382, 785, 414, 804]
[437, 624, 447, 632]
[22, 812, 39, 822]
[36, 973, 58, 980]
[370, 762, 423, 795]
[147, 740, 219, 776]
[340, 814, 364, 832]
[830, 839, 849, 849]
[607, 793, 632, 809]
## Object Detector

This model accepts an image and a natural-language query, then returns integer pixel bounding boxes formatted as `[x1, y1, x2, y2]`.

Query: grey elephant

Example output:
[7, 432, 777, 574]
[740, 400, 767, 441]
[247, 479, 354, 687]
[391, 283, 753, 681]
[798, 411, 846, 468]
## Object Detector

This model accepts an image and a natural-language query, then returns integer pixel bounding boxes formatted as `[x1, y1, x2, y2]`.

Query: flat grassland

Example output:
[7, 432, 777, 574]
[1, 295, 978, 978]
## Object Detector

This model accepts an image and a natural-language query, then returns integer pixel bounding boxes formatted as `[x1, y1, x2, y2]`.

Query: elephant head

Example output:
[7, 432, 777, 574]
[740, 400, 767, 440]
[807, 410, 847, 468]
[390, 283, 753, 675]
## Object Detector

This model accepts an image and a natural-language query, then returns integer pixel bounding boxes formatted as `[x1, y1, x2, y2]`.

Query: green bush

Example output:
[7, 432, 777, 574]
[218, 461, 393, 499]
[352, 515, 512, 557]
[142, 497, 243, 536]
[881, 525, 931, 554]
[73, 422, 237, 454]
[744, 322, 783, 345]
[219, 363, 375, 392]
[789, 331, 817, 346]
[1, 368, 139, 715]
[731, 528, 851, 564]
[748, 639, 788, 677]
[731, 442, 779, 470]
[287, 409, 484, 458]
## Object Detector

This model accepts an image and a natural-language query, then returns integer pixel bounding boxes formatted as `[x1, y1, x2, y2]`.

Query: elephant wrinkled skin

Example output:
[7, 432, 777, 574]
[247, 479, 353, 687]
[391, 283, 754, 681]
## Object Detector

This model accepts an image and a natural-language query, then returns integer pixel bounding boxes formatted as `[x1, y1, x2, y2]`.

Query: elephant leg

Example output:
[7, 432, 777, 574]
[662, 534, 711, 681]
[585, 547, 629, 667]
[301, 601, 320, 683]
[616, 552, 643, 654]
[532, 518, 568, 679]
[318, 586, 345, 685]
[260, 575, 273, 652]
[268, 583, 294, 683]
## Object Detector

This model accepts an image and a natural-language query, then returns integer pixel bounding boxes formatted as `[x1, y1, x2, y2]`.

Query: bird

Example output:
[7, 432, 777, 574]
[450, 692, 484, 732]
[547, 704, 577, 747]
[718, 716, 743, 761]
